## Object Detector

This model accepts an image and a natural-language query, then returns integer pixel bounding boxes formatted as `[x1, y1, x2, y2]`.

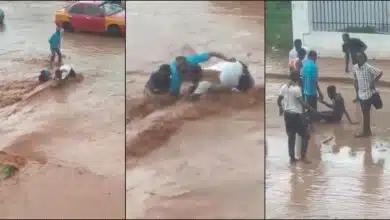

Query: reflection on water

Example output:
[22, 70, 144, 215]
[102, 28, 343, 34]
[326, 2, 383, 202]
[266, 81, 390, 219]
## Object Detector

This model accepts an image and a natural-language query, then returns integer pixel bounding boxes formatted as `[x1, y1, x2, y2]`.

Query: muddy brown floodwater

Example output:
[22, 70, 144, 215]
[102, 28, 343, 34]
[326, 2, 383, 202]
[126, 1, 264, 219]
[266, 80, 390, 219]
[0, 2, 125, 219]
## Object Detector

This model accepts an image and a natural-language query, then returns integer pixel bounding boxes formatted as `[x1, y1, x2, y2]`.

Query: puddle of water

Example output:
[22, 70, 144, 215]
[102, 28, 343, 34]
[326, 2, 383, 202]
[266, 81, 390, 219]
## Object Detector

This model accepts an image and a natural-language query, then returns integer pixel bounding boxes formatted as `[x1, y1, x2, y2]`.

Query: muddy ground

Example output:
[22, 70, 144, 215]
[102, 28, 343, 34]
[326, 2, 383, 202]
[126, 1, 264, 218]
[0, 2, 125, 218]
[266, 80, 390, 219]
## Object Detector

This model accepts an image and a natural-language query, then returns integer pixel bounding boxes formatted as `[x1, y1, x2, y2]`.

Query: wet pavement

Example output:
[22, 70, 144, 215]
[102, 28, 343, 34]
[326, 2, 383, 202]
[126, 1, 264, 218]
[0, 2, 125, 218]
[267, 56, 390, 83]
[266, 80, 390, 219]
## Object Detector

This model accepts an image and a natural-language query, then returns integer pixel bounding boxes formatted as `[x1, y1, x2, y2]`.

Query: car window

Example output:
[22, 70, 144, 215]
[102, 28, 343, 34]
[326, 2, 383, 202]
[99, 2, 122, 16]
[84, 5, 102, 16]
[68, 3, 84, 14]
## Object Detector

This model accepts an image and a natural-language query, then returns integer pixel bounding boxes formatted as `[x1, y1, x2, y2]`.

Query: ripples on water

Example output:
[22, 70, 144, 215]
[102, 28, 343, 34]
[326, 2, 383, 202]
[126, 1, 264, 218]
[266, 81, 390, 219]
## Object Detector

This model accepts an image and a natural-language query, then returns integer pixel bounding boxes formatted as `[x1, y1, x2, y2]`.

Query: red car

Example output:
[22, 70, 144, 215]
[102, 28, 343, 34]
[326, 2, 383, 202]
[55, 1, 125, 36]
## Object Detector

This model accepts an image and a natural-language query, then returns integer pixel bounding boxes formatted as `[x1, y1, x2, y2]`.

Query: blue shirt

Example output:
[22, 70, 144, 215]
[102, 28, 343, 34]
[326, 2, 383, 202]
[301, 58, 318, 96]
[49, 30, 61, 49]
[169, 52, 209, 95]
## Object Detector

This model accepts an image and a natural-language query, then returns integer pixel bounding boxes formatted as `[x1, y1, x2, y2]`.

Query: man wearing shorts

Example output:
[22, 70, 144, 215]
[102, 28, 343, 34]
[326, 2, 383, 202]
[277, 71, 317, 164]
[318, 85, 357, 124]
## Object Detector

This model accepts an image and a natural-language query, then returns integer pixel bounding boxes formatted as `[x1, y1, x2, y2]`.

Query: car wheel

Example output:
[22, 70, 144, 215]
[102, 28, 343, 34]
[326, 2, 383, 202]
[62, 22, 74, 32]
[107, 24, 121, 36]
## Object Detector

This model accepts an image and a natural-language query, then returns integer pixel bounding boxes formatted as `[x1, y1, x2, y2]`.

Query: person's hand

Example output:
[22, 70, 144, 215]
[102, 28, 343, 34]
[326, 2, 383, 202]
[318, 93, 324, 101]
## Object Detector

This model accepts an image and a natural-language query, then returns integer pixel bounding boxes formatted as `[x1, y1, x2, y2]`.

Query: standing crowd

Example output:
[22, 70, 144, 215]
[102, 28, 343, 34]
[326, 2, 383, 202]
[278, 33, 383, 164]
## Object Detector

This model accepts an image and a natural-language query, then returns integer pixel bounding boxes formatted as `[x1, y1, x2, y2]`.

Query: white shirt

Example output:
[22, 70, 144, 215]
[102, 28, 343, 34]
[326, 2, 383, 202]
[193, 61, 245, 95]
[205, 61, 243, 87]
[288, 46, 309, 62]
[279, 83, 303, 114]
[353, 63, 381, 100]
[59, 64, 73, 74]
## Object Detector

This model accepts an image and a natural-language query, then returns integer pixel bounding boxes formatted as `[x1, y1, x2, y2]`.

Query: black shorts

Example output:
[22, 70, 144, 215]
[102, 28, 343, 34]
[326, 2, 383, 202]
[319, 111, 341, 123]
[284, 111, 308, 138]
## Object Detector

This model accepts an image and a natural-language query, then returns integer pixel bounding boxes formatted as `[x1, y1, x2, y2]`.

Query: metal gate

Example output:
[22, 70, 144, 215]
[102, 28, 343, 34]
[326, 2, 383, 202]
[311, 1, 390, 34]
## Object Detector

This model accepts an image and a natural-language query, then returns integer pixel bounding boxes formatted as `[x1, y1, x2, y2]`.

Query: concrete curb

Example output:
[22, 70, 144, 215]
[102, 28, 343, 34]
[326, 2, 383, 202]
[266, 73, 390, 87]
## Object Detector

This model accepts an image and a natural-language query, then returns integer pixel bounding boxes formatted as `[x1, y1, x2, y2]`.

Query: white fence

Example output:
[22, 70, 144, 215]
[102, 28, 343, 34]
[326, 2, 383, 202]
[292, 1, 390, 59]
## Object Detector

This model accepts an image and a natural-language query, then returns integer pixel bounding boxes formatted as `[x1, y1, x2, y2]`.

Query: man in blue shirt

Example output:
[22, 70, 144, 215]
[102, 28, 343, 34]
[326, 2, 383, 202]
[301, 50, 323, 111]
[169, 52, 235, 96]
[49, 26, 62, 68]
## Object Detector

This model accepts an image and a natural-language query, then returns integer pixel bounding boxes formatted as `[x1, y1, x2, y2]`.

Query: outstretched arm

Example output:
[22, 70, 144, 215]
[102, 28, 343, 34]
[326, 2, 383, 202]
[208, 52, 235, 62]
[319, 99, 333, 109]
[342, 43, 350, 72]
[344, 107, 358, 124]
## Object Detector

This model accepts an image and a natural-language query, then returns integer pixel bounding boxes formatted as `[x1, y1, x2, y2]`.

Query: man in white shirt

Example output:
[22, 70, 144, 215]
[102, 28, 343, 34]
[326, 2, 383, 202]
[188, 61, 254, 99]
[54, 64, 76, 81]
[277, 71, 317, 164]
[288, 39, 309, 62]
[353, 52, 383, 137]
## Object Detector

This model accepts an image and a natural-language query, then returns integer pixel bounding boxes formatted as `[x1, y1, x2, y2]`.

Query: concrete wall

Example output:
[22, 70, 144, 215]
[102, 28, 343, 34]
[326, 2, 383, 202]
[291, 1, 390, 59]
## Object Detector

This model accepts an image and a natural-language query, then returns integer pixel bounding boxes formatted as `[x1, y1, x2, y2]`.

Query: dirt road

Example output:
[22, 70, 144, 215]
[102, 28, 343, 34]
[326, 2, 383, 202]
[0, 2, 125, 218]
[126, 1, 264, 218]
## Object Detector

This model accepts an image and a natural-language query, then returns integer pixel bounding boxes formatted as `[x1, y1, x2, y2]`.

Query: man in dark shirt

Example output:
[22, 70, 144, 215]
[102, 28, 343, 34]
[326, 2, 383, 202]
[342, 33, 367, 71]
[144, 64, 171, 95]
[342, 33, 367, 103]
[318, 85, 358, 124]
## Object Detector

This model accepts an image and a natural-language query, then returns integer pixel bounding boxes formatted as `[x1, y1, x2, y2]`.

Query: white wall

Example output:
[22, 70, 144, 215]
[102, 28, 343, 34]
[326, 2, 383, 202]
[291, 1, 390, 59]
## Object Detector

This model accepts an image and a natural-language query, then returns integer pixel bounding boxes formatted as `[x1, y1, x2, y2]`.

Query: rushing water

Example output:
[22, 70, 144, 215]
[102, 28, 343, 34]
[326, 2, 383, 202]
[126, 1, 264, 218]
[0, 2, 125, 218]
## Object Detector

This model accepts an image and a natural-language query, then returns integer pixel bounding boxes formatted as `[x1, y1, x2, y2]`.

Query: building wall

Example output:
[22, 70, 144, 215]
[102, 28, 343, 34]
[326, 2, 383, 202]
[291, 1, 390, 59]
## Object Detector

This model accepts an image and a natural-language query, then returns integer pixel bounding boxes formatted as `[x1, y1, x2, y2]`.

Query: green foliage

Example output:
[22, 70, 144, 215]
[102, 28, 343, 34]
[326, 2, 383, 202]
[266, 1, 293, 54]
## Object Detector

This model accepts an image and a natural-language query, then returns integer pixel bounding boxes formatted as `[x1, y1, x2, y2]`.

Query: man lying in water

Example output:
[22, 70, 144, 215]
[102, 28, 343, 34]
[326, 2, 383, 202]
[170, 52, 236, 97]
[144, 64, 171, 96]
[54, 64, 77, 81]
[187, 60, 255, 100]
[317, 85, 358, 124]
[38, 64, 76, 83]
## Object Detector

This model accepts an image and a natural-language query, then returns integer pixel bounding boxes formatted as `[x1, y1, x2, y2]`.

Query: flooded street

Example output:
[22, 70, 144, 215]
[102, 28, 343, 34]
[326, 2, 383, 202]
[0, 2, 124, 218]
[266, 81, 390, 219]
[126, 1, 264, 218]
